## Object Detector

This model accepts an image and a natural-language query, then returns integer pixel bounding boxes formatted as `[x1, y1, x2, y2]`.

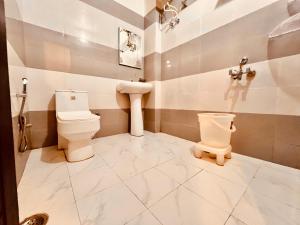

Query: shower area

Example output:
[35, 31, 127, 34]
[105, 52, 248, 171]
[2, 0, 300, 224]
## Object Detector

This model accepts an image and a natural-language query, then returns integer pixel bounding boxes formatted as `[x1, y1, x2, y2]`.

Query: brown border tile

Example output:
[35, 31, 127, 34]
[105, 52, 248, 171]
[160, 109, 300, 169]
[161, 0, 293, 80]
[5, 17, 25, 64]
[19, 20, 143, 80]
[12, 115, 30, 185]
[144, 108, 161, 132]
[144, 52, 161, 81]
[144, 7, 160, 29]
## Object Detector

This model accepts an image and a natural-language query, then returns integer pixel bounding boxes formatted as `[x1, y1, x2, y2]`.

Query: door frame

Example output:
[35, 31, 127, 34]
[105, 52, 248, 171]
[0, 0, 20, 224]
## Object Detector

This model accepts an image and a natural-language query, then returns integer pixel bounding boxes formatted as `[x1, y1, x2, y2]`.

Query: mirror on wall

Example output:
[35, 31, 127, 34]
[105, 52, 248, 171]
[118, 28, 142, 69]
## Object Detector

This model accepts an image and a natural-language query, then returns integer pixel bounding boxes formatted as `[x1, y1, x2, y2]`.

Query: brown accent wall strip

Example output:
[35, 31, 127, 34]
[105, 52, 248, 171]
[91, 109, 130, 137]
[144, 52, 161, 81]
[12, 116, 30, 185]
[80, 0, 144, 29]
[160, 109, 300, 169]
[27, 109, 131, 149]
[144, 108, 161, 133]
[161, 0, 297, 80]
[22, 107, 300, 169]
[144, 7, 160, 29]
[5, 17, 25, 64]
[28, 111, 58, 149]
[17, 19, 143, 80]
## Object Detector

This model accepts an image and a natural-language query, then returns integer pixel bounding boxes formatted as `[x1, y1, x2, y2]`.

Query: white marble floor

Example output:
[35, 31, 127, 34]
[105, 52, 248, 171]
[18, 132, 300, 225]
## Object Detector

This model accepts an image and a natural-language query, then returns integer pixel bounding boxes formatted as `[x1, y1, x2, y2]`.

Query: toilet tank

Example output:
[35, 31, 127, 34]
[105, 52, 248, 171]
[55, 90, 89, 112]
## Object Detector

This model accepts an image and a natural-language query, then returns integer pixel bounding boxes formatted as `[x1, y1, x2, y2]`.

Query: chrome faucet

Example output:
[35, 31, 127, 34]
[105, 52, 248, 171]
[229, 57, 256, 80]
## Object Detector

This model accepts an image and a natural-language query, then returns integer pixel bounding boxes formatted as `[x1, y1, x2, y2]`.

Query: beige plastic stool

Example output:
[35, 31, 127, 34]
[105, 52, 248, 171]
[194, 142, 232, 166]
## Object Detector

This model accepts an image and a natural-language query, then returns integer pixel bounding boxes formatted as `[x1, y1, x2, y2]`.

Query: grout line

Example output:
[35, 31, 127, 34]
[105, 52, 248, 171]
[224, 165, 259, 225]
[223, 215, 232, 225]
[103, 154, 165, 225]
[96, 149, 163, 224]
[23, 133, 300, 225]
[65, 159, 83, 225]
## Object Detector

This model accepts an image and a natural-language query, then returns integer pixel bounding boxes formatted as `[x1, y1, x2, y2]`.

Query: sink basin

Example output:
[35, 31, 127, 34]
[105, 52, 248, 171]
[117, 81, 152, 94]
[117, 81, 153, 136]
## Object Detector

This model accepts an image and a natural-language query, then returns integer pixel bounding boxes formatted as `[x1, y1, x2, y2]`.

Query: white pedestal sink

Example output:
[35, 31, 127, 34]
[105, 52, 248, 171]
[117, 81, 152, 136]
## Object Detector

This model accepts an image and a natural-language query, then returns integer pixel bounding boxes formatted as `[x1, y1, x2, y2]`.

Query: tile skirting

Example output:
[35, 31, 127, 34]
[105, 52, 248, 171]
[14, 108, 300, 171]
[159, 109, 300, 169]
[144, 108, 161, 133]
[21, 109, 131, 150]
[26, 109, 159, 149]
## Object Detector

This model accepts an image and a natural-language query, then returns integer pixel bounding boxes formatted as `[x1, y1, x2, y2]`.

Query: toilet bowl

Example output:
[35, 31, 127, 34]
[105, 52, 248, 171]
[55, 90, 100, 162]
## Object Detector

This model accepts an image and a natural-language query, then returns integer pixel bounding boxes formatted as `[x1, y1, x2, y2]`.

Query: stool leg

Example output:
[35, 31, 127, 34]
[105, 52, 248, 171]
[194, 150, 202, 158]
[216, 154, 225, 166]
[225, 152, 232, 159]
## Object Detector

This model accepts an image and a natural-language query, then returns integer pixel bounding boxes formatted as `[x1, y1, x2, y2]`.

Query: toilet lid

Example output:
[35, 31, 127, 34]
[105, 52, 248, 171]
[57, 111, 99, 121]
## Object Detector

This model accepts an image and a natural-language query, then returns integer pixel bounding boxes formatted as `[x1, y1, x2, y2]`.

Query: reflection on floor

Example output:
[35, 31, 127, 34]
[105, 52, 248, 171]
[18, 132, 300, 225]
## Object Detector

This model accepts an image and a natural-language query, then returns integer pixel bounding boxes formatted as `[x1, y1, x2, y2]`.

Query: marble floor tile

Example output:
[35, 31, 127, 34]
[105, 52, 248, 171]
[77, 183, 146, 225]
[42, 203, 81, 225]
[249, 166, 300, 209]
[124, 168, 180, 207]
[99, 145, 133, 167]
[25, 146, 66, 169]
[20, 146, 69, 188]
[125, 210, 161, 225]
[70, 165, 122, 200]
[184, 171, 246, 213]
[134, 150, 174, 168]
[67, 154, 106, 176]
[20, 162, 69, 188]
[111, 152, 156, 180]
[230, 153, 263, 168]
[233, 189, 300, 225]
[150, 186, 229, 225]
[18, 176, 75, 220]
[20, 202, 81, 225]
[156, 158, 202, 184]
[173, 147, 211, 169]
[18, 132, 300, 225]
[204, 159, 259, 186]
[263, 161, 300, 177]
[225, 216, 247, 225]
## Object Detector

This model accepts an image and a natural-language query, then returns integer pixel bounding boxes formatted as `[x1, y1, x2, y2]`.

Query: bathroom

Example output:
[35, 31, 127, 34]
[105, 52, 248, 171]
[0, 0, 300, 224]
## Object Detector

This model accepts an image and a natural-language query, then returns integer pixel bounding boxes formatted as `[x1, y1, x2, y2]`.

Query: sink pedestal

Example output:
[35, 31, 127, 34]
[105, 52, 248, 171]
[116, 81, 152, 137]
[129, 94, 143, 136]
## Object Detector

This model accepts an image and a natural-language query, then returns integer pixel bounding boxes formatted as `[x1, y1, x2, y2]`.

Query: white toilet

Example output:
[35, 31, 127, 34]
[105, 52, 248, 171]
[55, 90, 100, 162]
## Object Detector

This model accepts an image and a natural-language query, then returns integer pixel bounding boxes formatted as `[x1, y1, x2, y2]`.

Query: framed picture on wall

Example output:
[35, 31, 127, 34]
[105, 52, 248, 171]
[118, 27, 142, 69]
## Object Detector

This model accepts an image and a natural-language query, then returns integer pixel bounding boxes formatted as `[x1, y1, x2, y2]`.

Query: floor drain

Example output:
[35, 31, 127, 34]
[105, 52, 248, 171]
[20, 213, 49, 225]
